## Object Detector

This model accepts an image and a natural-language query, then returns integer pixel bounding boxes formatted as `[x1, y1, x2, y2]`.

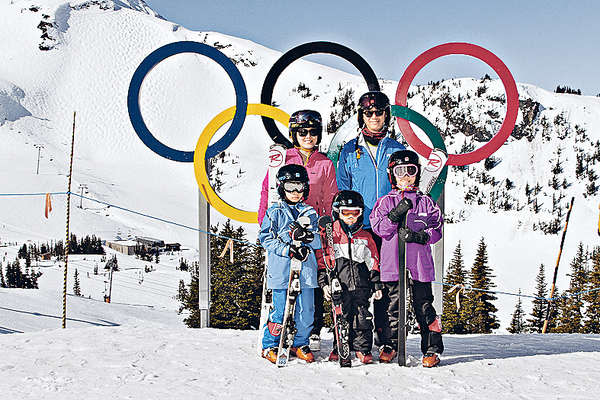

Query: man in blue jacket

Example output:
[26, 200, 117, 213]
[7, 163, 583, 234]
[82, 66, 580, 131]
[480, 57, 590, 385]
[337, 91, 406, 240]
[336, 90, 406, 345]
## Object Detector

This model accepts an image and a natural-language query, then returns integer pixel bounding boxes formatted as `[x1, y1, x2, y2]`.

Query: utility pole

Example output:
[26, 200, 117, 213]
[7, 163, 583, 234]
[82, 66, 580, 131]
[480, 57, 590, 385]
[78, 184, 88, 208]
[34, 144, 44, 174]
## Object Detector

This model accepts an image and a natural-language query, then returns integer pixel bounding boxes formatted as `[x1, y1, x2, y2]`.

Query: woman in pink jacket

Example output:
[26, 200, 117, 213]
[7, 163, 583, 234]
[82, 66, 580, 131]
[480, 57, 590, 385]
[258, 110, 338, 350]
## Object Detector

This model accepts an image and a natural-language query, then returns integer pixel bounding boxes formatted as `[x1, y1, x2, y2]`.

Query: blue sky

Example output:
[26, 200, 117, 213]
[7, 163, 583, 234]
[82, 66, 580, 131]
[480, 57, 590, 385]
[144, 0, 600, 95]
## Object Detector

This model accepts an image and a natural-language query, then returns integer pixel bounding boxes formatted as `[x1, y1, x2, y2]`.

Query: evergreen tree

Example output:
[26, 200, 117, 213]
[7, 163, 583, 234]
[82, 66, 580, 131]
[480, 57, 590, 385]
[210, 221, 258, 329]
[442, 242, 469, 334]
[556, 243, 587, 333]
[463, 237, 500, 333]
[237, 239, 266, 330]
[0, 262, 6, 288]
[507, 290, 526, 333]
[527, 264, 548, 333]
[177, 261, 202, 328]
[18, 244, 27, 259]
[546, 285, 565, 333]
[73, 268, 82, 296]
[583, 247, 600, 333]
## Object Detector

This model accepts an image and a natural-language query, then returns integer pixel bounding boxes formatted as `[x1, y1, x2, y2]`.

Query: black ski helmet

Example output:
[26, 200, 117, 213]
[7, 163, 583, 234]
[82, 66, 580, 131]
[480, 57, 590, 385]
[276, 164, 310, 200]
[331, 190, 365, 231]
[357, 91, 391, 130]
[288, 110, 323, 147]
[387, 150, 421, 187]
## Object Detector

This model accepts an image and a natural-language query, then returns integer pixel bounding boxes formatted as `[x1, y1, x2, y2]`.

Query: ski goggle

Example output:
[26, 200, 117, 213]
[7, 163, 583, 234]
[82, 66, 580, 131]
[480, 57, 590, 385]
[392, 164, 418, 178]
[283, 181, 306, 193]
[338, 206, 363, 218]
[289, 110, 322, 129]
[296, 127, 320, 137]
[358, 92, 389, 110]
[363, 109, 385, 117]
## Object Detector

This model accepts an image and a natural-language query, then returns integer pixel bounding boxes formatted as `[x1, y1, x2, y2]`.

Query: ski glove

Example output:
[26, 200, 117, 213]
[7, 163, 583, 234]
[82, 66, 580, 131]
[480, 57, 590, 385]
[289, 245, 310, 262]
[388, 198, 413, 223]
[398, 227, 429, 245]
[323, 285, 332, 301]
[289, 221, 314, 244]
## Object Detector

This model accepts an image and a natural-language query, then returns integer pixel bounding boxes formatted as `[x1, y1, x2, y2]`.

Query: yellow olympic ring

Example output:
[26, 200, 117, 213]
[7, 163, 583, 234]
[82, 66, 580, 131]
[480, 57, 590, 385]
[194, 104, 291, 224]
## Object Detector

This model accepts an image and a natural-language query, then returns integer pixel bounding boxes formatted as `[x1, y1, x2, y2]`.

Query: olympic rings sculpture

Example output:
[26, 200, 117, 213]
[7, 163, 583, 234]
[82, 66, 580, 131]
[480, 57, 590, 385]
[128, 40, 519, 223]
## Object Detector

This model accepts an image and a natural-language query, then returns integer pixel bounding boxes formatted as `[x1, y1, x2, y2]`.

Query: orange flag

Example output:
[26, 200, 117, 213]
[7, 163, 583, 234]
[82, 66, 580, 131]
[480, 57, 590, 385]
[44, 193, 52, 218]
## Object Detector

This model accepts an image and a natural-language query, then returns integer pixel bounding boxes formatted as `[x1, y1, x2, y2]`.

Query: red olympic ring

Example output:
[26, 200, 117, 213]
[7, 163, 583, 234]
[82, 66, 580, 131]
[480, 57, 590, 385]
[395, 42, 519, 166]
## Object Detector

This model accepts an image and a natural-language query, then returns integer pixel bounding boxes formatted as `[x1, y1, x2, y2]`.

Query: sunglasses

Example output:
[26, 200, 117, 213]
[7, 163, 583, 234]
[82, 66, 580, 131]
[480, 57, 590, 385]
[392, 164, 418, 178]
[339, 207, 362, 218]
[283, 181, 305, 193]
[363, 109, 385, 118]
[296, 127, 320, 137]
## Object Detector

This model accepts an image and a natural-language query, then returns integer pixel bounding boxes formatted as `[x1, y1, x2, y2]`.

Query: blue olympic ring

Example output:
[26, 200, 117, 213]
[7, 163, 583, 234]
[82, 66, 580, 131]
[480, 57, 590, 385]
[127, 41, 248, 162]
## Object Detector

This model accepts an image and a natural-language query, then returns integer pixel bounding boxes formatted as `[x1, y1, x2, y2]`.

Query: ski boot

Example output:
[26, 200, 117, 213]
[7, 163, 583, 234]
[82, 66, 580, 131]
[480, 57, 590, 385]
[309, 334, 321, 352]
[356, 351, 373, 364]
[422, 353, 440, 368]
[262, 347, 278, 364]
[290, 345, 315, 363]
[378, 345, 396, 363]
[328, 347, 339, 362]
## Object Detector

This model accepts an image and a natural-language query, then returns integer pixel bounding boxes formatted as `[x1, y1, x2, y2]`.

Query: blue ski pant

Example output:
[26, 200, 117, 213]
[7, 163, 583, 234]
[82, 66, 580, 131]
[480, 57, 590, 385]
[262, 288, 314, 349]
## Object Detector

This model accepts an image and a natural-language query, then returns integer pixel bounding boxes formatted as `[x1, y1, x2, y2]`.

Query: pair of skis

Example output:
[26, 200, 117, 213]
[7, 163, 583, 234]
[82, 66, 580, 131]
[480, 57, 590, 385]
[318, 216, 351, 367]
[275, 216, 312, 367]
[397, 148, 448, 366]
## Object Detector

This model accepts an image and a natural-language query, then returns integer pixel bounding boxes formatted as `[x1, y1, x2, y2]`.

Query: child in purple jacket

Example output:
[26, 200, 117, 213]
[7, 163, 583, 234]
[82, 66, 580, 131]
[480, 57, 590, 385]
[369, 150, 444, 367]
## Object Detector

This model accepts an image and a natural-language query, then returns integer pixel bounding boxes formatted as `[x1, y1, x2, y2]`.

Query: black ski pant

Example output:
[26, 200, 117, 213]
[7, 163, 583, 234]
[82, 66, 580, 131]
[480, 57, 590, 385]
[311, 286, 324, 336]
[378, 280, 444, 355]
[332, 288, 374, 354]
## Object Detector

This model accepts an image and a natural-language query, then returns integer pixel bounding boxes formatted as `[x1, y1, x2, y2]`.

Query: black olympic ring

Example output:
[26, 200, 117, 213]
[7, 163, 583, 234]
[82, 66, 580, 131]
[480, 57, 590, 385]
[260, 41, 380, 148]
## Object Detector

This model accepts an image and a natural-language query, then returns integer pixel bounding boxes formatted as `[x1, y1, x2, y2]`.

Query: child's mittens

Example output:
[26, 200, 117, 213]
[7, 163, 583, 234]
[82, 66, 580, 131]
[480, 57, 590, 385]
[289, 244, 310, 261]
[398, 227, 429, 245]
[289, 221, 315, 244]
[387, 198, 413, 223]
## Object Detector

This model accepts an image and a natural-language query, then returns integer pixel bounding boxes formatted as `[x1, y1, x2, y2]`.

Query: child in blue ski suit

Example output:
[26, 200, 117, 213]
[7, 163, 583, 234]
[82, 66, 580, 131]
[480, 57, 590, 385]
[259, 164, 321, 363]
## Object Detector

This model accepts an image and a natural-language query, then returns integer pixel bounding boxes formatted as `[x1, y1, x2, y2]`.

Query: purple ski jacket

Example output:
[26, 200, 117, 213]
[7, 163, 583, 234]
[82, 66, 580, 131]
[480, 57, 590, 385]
[258, 148, 338, 225]
[369, 189, 443, 282]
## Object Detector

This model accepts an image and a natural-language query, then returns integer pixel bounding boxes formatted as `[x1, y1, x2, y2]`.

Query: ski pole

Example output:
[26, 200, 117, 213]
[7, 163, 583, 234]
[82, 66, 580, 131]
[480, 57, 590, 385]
[542, 196, 574, 334]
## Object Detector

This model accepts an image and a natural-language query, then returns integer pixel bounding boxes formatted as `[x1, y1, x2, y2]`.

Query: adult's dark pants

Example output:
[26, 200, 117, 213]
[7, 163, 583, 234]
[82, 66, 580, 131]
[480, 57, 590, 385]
[312, 286, 324, 336]
[378, 280, 444, 355]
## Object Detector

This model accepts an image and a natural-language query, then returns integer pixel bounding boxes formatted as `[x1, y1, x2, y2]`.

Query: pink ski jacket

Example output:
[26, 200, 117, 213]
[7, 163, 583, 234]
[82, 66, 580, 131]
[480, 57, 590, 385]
[258, 148, 338, 225]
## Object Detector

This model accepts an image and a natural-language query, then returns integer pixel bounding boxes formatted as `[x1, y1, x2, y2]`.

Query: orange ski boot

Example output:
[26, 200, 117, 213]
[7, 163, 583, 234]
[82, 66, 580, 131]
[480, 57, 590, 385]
[422, 353, 440, 368]
[378, 345, 396, 363]
[262, 347, 278, 364]
[356, 351, 373, 364]
[290, 345, 315, 363]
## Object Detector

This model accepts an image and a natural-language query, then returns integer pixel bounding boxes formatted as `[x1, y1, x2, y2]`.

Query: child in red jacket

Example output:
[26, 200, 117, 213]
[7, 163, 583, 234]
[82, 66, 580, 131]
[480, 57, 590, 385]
[318, 190, 381, 365]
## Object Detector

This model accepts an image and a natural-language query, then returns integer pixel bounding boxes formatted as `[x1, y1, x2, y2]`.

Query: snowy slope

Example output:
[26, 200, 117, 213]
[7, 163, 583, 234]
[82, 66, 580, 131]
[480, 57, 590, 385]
[0, 326, 599, 399]
[0, 0, 599, 334]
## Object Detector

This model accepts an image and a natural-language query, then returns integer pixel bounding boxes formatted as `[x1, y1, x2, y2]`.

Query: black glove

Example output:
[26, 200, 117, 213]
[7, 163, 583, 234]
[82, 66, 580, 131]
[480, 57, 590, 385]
[289, 222, 314, 244]
[398, 227, 429, 245]
[289, 245, 310, 262]
[388, 198, 413, 223]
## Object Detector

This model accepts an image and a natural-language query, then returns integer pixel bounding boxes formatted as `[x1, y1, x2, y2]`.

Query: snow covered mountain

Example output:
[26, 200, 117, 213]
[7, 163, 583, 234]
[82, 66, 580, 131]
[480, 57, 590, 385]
[1, 0, 600, 332]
